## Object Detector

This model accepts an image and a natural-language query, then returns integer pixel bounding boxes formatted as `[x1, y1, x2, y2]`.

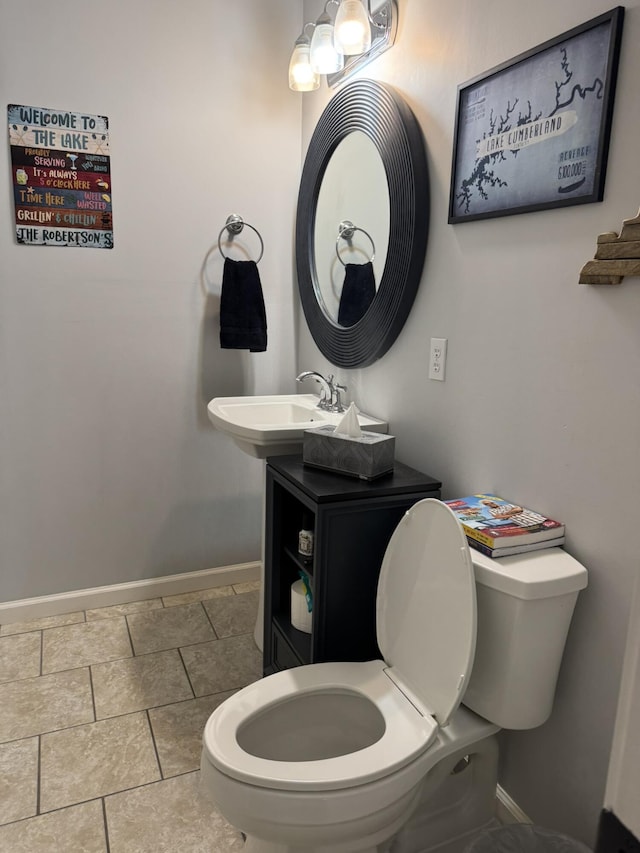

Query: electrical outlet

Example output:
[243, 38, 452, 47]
[428, 338, 447, 381]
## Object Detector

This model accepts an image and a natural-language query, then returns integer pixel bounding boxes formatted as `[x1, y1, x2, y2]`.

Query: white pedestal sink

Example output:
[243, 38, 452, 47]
[207, 393, 389, 650]
[207, 394, 388, 458]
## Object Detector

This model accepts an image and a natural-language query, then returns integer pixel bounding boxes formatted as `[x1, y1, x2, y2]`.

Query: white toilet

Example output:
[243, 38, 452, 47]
[201, 498, 587, 853]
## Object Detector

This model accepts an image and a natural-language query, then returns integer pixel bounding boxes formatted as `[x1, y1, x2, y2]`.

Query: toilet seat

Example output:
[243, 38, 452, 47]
[202, 659, 439, 792]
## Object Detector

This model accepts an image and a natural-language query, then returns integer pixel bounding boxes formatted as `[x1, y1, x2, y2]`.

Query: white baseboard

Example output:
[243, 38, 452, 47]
[0, 561, 261, 625]
[496, 784, 532, 825]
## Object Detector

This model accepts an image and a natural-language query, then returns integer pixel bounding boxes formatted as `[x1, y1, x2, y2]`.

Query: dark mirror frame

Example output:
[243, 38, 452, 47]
[296, 79, 429, 369]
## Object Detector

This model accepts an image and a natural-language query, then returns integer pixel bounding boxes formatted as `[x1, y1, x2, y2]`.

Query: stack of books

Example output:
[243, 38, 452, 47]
[444, 494, 565, 558]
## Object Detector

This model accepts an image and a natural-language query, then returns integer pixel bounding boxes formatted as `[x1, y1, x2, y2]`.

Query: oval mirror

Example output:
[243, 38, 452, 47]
[296, 79, 429, 368]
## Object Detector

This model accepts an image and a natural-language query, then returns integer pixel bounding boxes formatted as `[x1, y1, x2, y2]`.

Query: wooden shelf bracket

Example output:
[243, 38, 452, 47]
[579, 209, 640, 285]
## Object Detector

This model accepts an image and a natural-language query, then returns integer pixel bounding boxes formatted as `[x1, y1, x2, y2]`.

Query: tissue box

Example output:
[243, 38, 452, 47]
[303, 425, 395, 480]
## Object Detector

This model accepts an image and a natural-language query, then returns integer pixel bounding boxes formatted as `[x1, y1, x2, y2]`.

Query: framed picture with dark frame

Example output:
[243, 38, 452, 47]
[448, 6, 624, 224]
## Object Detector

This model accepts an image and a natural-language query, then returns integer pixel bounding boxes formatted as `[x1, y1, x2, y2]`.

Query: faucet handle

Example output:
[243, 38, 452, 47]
[331, 381, 347, 413]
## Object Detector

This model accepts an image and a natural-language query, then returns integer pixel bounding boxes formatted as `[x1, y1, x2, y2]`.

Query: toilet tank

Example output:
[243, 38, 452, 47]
[462, 547, 588, 730]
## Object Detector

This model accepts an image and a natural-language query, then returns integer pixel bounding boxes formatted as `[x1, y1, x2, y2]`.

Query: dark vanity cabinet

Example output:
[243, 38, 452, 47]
[263, 455, 441, 676]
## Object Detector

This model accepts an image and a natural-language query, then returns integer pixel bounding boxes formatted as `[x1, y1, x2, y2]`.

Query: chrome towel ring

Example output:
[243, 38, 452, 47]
[335, 220, 376, 266]
[218, 214, 264, 263]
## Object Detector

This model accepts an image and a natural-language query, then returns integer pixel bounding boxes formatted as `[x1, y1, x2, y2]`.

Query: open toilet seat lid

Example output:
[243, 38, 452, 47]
[376, 499, 477, 726]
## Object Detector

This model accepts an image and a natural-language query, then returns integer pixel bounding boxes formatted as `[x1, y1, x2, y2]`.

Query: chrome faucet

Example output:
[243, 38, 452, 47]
[296, 371, 347, 413]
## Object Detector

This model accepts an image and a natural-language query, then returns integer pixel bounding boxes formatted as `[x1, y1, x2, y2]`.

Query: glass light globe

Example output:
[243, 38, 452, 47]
[334, 0, 372, 55]
[310, 19, 344, 74]
[288, 40, 320, 91]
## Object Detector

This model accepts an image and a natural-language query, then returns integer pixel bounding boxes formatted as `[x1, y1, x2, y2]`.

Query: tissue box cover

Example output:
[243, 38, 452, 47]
[303, 425, 395, 480]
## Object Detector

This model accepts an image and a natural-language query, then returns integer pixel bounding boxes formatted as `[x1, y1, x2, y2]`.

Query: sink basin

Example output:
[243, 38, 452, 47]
[207, 394, 388, 458]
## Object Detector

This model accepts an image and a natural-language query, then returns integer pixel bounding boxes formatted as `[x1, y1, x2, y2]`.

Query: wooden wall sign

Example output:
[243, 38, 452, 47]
[8, 104, 113, 249]
[580, 209, 640, 285]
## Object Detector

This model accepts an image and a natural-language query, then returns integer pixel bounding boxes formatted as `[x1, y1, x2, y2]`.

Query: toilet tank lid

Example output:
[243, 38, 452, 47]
[471, 547, 588, 600]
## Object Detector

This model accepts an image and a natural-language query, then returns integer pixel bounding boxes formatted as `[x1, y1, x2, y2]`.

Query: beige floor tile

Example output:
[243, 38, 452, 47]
[181, 634, 262, 696]
[0, 668, 94, 743]
[0, 581, 263, 849]
[86, 598, 163, 621]
[92, 649, 193, 719]
[127, 602, 215, 655]
[105, 771, 244, 853]
[0, 632, 41, 684]
[40, 712, 160, 812]
[203, 589, 259, 638]
[162, 585, 234, 608]
[0, 800, 107, 853]
[0, 611, 84, 636]
[149, 690, 235, 777]
[232, 580, 261, 594]
[42, 618, 132, 674]
[0, 737, 38, 825]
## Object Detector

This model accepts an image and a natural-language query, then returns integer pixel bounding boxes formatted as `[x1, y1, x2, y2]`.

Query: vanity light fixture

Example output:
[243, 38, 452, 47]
[288, 0, 397, 91]
[289, 24, 321, 92]
[334, 0, 371, 54]
[310, 3, 344, 75]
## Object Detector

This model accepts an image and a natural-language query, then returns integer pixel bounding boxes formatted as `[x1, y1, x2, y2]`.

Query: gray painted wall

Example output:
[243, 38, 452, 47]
[604, 574, 640, 838]
[0, 0, 302, 602]
[299, 0, 640, 845]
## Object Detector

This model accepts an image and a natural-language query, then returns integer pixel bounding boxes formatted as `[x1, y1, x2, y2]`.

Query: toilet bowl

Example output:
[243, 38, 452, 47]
[201, 498, 588, 852]
[201, 668, 498, 852]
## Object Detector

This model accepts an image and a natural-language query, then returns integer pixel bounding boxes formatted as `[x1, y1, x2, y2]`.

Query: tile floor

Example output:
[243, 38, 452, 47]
[0, 582, 262, 852]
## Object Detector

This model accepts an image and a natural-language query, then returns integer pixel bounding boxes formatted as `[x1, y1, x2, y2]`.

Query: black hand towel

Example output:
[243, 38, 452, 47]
[219, 257, 267, 352]
[338, 261, 376, 328]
